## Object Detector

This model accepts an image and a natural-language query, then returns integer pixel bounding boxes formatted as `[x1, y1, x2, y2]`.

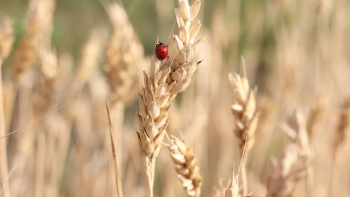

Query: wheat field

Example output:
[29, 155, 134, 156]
[0, 0, 350, 196]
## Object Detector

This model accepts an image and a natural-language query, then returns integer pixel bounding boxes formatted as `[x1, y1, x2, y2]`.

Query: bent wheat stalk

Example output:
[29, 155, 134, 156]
[137, 0, 204, 196]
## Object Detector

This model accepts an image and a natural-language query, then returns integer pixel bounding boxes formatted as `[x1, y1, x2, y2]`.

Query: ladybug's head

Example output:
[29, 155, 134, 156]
[157, 41, 166, 47]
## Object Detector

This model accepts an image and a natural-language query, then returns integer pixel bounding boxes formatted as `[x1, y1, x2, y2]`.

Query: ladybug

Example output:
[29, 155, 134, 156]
[155, 41, 168, 60]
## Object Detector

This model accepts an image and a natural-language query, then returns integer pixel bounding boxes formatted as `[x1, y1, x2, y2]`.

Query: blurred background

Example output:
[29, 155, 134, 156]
[1, 0, 350, 196]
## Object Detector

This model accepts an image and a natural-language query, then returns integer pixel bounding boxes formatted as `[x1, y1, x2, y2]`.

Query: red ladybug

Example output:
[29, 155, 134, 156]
[155, 41, 168, 60]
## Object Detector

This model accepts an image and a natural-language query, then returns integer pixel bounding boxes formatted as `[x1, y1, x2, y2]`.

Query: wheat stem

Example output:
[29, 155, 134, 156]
[34, 130, 45, 197]
[106, 103, 124, 197]
[0, 59, 11, 197]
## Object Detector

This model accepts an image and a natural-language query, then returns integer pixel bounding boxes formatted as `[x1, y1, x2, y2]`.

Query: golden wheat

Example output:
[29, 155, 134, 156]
[166, 135, 202, 197]
[137, 0, 204, 196]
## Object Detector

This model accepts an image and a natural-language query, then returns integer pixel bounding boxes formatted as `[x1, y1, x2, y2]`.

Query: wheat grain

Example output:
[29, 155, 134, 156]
[166, 135, 202, 197]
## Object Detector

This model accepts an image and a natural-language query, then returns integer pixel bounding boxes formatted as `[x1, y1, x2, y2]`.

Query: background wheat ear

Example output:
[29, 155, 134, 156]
[267, 111, 312, 197]
[225, 163, 239, 197]
[228, 60, 260, 196]
[165, 134, 202, 197]
[104, 3, 144, 105]
[0, 18, 14, 61]
[12, 0, 55, 83]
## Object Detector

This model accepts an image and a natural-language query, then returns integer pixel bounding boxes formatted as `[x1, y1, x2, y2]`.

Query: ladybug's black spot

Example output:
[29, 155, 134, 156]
[157, 49, 160, 52]
[162, 52, 165, 53]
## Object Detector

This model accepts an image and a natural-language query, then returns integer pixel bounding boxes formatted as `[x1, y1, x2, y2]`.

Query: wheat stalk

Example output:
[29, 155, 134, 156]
[106, 103, 124, 197]
[228, 61, 260, 196]
[137, 0, 204, 196]
[165, 135, 202, 197]
[0, 17, 14, 197]
[33, 49, 57, 197]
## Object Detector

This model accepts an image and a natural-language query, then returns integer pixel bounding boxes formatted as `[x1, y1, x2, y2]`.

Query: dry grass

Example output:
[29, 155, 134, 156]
[1, 0, 350, 197]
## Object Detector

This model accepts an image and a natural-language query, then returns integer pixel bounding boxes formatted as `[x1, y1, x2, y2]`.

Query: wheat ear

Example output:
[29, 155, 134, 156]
[267, 111, 312, 197]
[0, 17, 14, 197]
[104, 3, 144, 105]
[228, 61, 260, 196]
[12, 0, 55, 83]
[225, 163, 240, 197]
[137, 0, 204, 196]
[165, 135, 202, 197]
